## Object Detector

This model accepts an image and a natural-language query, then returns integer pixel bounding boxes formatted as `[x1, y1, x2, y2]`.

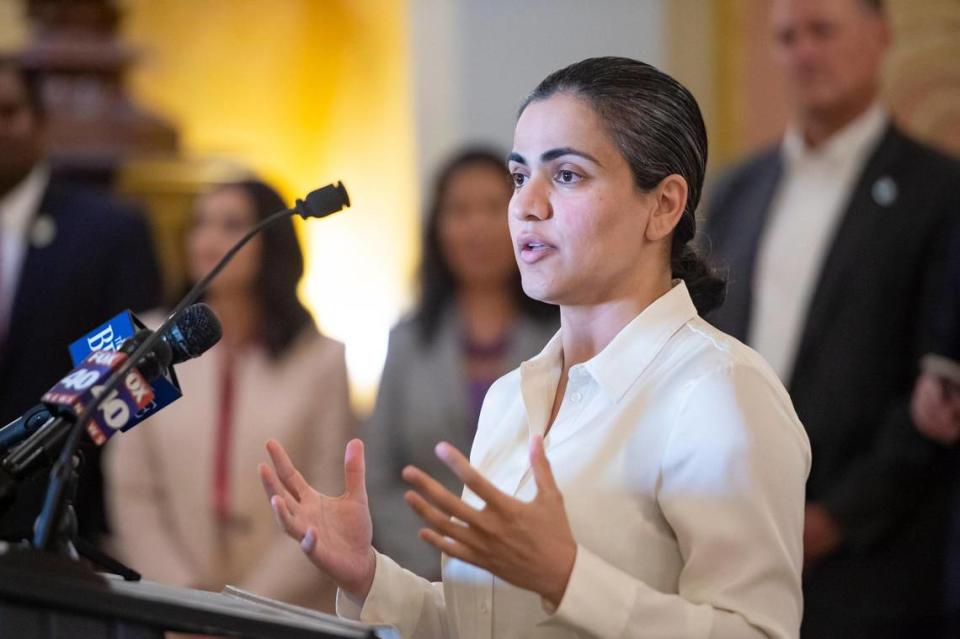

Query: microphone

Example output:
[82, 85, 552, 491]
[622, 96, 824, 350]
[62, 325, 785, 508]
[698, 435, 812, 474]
[118, 303, 223, 383]
[0, 406, 55, 456]
[42, 350, 156, 446]
[0, 304, 222, 455]
[293, 182, 350, 219]
[31, 181, 350, 551]
[0, 303, 222, 527]
[0, 350, 154, 518]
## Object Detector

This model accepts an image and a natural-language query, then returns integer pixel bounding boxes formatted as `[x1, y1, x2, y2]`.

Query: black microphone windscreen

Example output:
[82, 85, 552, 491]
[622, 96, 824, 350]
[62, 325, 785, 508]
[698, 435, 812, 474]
[293, 182, 351, 219]
[121, 328, 171, 381]
[168, 303, 222, 363]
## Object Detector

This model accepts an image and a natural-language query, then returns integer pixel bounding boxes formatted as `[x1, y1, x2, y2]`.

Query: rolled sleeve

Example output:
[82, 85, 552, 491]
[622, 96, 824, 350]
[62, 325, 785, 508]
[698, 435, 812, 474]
[540, 544, 714, 638]
[337, 551, 447, 638]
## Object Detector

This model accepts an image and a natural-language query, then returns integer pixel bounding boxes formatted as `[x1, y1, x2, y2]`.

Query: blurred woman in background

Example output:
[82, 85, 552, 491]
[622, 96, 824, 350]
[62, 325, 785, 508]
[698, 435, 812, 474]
[365, 148, 557, 579]
[106, 179, 353, 612]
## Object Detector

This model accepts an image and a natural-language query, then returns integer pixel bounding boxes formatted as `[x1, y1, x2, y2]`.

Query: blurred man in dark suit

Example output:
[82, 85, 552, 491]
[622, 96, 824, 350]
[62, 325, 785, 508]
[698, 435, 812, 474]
[911, 222, 960, 638]
[0, 57, 161, 545]
[703, 1, 960, 636]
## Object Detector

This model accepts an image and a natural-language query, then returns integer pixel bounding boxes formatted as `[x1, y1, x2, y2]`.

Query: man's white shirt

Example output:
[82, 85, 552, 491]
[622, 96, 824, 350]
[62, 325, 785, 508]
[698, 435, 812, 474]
[0, 163, 49, 336]
[751, 103, 888, 382]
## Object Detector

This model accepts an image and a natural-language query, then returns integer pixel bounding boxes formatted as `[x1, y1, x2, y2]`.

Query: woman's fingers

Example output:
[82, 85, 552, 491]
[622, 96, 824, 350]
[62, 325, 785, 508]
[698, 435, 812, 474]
[529, 435, 561, 501]
[300, 527, 317, 553]
[433, 442, 510, 511]
[418, 528, 485, 569]
[257, 462, 274, 495]
[267, 494, 286, 530]
[404, 489, 485, 548]
[266, 439, 311, 501]
[258, 462, 300, 517]
[342, 439, 367, 502]
[260, 453, 306, 535]
[402, 464, 485, 528]
[270, 493, 306, 540]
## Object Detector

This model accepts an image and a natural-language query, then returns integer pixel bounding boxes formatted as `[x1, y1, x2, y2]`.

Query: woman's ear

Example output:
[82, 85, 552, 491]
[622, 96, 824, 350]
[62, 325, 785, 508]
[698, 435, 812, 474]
[644, 174, 688, 242]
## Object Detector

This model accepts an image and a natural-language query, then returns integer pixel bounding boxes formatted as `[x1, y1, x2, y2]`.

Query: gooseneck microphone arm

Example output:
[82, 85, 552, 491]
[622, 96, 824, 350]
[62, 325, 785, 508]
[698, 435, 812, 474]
[32, 181, 351, 551]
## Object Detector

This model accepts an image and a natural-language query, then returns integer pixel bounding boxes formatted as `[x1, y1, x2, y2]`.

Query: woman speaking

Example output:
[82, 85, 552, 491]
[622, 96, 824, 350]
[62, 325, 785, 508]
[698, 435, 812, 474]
[259, 57, 810, 638]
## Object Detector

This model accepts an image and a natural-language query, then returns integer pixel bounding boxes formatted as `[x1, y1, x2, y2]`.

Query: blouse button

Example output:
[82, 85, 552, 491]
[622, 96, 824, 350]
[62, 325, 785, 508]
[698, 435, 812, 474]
[570, 391, 583, 403]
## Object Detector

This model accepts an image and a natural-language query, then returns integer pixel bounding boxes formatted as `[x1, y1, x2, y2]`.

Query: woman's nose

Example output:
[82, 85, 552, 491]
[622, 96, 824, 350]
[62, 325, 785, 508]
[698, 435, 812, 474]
[509, 177, 551, 221]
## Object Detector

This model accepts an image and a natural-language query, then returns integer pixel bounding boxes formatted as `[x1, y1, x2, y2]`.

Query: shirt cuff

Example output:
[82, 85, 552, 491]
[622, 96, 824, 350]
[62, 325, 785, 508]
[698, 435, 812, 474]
[538, 544, 636, 636]
[336, 550, 427, 633]
[335, 587, 365, 620]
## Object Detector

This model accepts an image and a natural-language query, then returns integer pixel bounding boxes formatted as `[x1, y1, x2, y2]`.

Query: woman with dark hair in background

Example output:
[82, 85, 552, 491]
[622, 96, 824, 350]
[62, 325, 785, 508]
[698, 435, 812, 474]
[260, 57, 810, 638]
[106, 179, 353, 612]
[365, 148, 557, 580]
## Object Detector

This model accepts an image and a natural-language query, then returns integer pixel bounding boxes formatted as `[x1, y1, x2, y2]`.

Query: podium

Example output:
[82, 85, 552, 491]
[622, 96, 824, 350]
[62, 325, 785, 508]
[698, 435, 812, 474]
[0, 548, 398, 638]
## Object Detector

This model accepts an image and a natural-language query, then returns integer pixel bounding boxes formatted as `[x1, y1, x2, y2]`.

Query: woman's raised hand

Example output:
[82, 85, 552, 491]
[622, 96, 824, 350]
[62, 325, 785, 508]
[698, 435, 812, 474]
[258, 438, 376, 600]
[402, 435, 577, 607]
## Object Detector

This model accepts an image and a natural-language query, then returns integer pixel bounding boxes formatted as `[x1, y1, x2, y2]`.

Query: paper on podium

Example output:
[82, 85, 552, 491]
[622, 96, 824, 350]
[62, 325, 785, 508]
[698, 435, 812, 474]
[221, 584, 399, 638]
[95, 574, 398, 638]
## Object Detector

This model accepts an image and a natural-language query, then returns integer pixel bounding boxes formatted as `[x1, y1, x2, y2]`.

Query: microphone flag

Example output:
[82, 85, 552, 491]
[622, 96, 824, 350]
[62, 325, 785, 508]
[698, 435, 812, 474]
[42, 350, 155, 445]
[67, 310, 183, 435]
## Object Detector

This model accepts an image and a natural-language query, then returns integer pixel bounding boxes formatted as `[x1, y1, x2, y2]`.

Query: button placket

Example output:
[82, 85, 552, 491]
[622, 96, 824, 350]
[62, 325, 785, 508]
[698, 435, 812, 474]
[566, 366, 588, 406]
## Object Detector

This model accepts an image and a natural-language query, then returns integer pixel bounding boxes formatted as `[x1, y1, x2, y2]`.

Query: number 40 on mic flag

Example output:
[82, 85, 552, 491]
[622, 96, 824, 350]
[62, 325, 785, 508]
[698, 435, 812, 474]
[42, 350, 156, 445]
[68, 309, 183, 438]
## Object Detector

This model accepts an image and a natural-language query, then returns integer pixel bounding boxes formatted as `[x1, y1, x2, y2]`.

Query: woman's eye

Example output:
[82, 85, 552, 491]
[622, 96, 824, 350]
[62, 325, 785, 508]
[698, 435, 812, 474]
[511, 173, 527, 188]
[555, 169, 581, 184]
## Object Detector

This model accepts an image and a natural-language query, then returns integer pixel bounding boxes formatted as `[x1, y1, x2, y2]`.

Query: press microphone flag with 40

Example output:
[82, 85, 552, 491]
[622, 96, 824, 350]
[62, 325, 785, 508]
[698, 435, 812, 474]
[68, 310, 184, 432]
[50, 309, 186, 445]
[42, 350, 155, 445]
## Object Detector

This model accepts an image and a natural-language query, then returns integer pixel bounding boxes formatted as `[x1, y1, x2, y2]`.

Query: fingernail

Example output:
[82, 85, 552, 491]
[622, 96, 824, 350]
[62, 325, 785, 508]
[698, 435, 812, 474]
[300, 528, 315, 552]
[435, 442, 448, 459]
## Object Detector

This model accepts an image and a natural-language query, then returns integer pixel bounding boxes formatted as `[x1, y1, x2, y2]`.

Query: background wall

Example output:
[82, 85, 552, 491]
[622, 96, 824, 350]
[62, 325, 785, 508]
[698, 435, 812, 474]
[116, 0, 420, 407]
[409, 0, 668, 194]
[705, 0, 960, 165]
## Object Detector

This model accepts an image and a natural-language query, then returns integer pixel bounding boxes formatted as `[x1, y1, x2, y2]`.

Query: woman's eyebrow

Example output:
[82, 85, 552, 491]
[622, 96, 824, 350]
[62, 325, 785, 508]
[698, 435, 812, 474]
[540, 147, 602, 166]
[507, 148, 602, 167]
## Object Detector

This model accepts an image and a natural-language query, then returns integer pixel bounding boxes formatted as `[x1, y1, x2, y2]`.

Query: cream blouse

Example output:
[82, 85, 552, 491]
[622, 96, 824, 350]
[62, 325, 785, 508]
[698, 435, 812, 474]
[339, 282, 810, 638]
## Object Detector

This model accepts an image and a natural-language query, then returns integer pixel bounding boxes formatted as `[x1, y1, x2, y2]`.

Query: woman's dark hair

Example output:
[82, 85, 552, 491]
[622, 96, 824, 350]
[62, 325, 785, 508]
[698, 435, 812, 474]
[205, 179, 316, 359]
[521, 57, 726, 315]
[415, 148, 557, 344]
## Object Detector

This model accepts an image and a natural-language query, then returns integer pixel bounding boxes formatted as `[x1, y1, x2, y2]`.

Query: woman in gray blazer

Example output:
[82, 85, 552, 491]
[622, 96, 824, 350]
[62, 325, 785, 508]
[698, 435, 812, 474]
[365, 149, 557, 579]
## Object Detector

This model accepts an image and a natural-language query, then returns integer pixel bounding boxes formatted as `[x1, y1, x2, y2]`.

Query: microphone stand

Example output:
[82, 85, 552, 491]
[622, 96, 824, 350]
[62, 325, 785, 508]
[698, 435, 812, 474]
[20, 182, 349, 564]
[0, 420, 139, 583]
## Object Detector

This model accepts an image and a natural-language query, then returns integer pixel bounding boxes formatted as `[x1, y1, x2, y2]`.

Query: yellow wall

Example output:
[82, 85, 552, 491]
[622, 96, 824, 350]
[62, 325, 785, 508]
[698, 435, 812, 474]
[0, 0, 26, 50]
[122, 0, 419, 409]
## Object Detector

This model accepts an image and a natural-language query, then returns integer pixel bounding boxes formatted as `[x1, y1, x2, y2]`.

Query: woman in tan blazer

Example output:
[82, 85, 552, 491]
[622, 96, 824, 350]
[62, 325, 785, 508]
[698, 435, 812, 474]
[105, 179, 352, 612]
